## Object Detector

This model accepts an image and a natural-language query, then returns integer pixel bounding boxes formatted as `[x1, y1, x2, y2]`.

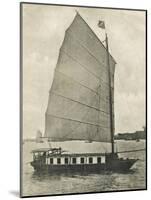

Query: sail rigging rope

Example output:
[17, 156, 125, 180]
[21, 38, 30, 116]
[55, 69, 110, 105]
[66, 30, 109, 74]
[61, 48, 109, 87]
[50, 91, 110, 115]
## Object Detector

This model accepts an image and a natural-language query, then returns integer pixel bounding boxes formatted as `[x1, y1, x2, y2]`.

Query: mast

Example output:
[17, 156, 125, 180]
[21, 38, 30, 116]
[105, 33, 114, 154]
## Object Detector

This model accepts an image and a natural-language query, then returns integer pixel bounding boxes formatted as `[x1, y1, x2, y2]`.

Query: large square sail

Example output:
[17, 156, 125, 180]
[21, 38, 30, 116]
[45, 13, 116, 143]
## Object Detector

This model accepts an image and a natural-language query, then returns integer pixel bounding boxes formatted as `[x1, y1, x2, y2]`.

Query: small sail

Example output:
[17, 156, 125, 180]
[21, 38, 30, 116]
[45, 13, 116, 143]
[36, 130, 43, 143]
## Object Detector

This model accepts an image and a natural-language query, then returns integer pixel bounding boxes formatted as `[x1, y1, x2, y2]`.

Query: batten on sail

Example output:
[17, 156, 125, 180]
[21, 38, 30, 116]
[45, 115, 111, 142]
[51, 72, 99, 108]
[45, 13, 116, 143]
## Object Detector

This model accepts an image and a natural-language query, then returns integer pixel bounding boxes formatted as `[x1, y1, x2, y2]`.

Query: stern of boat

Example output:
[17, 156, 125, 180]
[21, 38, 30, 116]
[106, 153, 138, 172]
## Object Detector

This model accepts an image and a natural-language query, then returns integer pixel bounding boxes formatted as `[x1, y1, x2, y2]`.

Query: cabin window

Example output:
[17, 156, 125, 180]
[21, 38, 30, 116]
[72, 157, 76, 164]
[97, 157, 101, 163]
[57, 158, 61, 164]
[50, 158, 53, 164]
[80, 157, 84, 164]
[89, 157, 93, 164]
[65, 157, 68, 164]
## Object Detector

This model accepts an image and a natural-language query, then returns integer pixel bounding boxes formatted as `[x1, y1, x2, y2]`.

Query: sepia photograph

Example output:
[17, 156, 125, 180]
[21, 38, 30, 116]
[20, 2, 147, 197]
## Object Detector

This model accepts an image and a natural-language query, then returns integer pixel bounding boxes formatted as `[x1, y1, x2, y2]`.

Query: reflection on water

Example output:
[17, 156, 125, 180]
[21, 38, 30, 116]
[22, 140, 146, 197]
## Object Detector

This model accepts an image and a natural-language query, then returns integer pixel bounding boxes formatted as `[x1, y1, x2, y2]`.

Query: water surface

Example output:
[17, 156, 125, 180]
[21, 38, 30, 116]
[22, 140, 146, 196]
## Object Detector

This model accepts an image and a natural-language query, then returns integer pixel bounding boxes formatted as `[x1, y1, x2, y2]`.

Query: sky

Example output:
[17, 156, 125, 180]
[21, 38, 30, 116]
[22, 4, 146, 138]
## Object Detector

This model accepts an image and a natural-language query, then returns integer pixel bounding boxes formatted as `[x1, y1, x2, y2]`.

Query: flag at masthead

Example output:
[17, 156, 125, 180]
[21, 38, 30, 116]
[98, 20, 105, 29]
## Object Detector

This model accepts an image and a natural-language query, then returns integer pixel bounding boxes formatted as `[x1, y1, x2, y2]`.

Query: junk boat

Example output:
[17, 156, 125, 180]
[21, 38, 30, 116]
[31, 147, 137, 173]
[30, 12, 138, 173]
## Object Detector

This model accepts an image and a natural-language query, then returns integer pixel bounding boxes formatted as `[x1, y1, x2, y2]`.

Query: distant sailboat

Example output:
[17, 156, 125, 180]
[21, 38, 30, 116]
[31, 12, 138, 173]
[36, 130, 44, 143]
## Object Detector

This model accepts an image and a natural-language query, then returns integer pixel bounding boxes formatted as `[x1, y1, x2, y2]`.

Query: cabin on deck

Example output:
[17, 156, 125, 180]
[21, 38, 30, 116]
[31, 148, 106, 165]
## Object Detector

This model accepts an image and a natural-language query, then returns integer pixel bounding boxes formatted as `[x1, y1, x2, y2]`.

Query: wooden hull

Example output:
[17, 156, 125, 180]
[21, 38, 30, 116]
[31, 156, 137, 174]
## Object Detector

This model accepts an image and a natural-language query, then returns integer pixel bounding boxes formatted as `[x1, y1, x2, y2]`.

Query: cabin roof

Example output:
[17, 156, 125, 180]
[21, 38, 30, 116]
[48, 153, 106, 157]
[31, 148, 106, 156]
[31, 148, 51, 153]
